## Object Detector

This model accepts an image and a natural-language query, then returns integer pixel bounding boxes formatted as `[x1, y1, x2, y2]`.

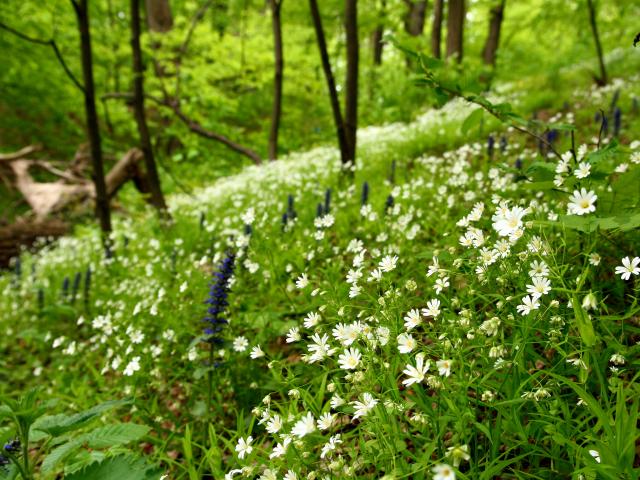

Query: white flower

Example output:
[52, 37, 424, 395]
[379, 255, 398, 272]
[479, 317, 500, 337]
[338, 348, 361, 370]
[526, 276, 551, 298]
[269, 437, 291, 458]
[266, 415, 283, 434]
[283, 471, 298, 480]
[295, 273, 309, 289]
[589, 449, 601, 463]
[574, 161, 591, 179]
[436, 359, 452, 377]
[529, 260, 549, 278]
[427, 257, 440, 277]
[240, 207, 255, 225]
[588, 252, 601, 266]
[250, 345, 265, 359]
[397, 333, 417, 354]
[404, 309, 422, 331]
[492, 206, 528, 237]
[567, 188, 597, 215]
[446, 444, 470, 467]
[352, 393, 378, 419]
[235, 436, 253, 459]
[402, 353, 430, 386]
[123, 357, 141, 376]
[516, 295, 540, 316]
[349, 284, 362, 298]
[434, 277, 450, 294]
[286, 326, 301, 343]
[307, 333, 336, 363]
[421, 299, 441, 318]
[615, 256, 640, 280]
[330, 394, 345, 409]
[320, 434, 342, 458]
[432, 463, 456, 480]
[291, 412, 316, 438]
[317, 412, 335, 430]
[303, 311, 321, 328]
[233, 336, 249, 352]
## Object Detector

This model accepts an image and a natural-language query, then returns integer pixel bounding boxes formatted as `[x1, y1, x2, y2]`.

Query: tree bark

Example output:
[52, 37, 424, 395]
[71, 0, 112, 234]
[446, 0, 465, 62]
[586, 0, 607, 86]
[431, 0, 443, 58]
[268, 0, 284, 161]
[404, 1, 427, 36]
[131, 0, 169, 215]
[145, 0, 173, 32]
[344, 0, 359, 163]
[371, 0, 386, 65]
[482, 0, 506, 66]
[309, 0, 349, 164]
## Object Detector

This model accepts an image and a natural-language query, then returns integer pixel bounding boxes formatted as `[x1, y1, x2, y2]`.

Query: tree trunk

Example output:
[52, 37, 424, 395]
[309, 0, 349, 164]
[431, 0, 443, 58]
[131, 0, 169, 215]
[344, 0, 359, 163]
[482, 0, 506, 66]
[145, 0, 173, 32]
[71, 0, 111, 234]
[446, 0, 465, 62]
[268, 0, 284, 161]
[404, 1, 427, 36]
[372, 0, 386, 65]
[586, 0, 607, 86]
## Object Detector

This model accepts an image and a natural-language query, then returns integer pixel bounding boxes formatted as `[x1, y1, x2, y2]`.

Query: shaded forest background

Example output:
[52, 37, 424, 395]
[0, 0, 638, 224]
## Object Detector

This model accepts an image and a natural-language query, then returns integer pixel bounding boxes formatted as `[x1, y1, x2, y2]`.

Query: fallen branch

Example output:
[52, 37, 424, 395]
[0, 145, 43, 162]
[2, 146, 150, 219]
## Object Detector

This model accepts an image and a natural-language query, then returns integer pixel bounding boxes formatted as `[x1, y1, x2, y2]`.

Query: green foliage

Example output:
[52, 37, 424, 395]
[0, 392, 156, 479]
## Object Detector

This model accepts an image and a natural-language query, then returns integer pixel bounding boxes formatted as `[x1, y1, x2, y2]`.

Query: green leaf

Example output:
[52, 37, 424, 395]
[461, 108, 484, 135]
[33, 399, 131, 437]
[572, 295, 597, 347]
[41, 438, 85, 475]
[84, 423, 150, 449]
[63, 455, 162, 480]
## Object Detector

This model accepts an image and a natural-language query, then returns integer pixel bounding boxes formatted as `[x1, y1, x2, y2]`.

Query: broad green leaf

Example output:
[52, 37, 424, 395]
[63, 455, 162, 480]
[84, 423, 150, 449]
[461, 108, 483, 135]
[33, 399, 131, 437]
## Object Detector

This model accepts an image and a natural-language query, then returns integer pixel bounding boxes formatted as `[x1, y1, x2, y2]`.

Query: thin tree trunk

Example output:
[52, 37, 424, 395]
[344, 0, 359, 163]
[268, 0, 284, 161]
[145, 0, 173, 32]
[446, 0, 465, 62]
[71, 0, 111, 234]
[482, 0, 506, 66]
[431, 0, 443, 58]
[372, 0, 386, 65]
[586, 0, 607, 85]
[131, 0, 168, 215]
[404, 0, 427, 36]
[309, 0, 349, 164]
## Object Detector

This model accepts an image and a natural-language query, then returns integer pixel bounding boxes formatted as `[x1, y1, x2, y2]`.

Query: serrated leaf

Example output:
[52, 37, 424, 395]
[41, 437, 85, 474]
[63, 455, 162, 480]
[84, 423, 150, 449]
[33, 399, 131, 437]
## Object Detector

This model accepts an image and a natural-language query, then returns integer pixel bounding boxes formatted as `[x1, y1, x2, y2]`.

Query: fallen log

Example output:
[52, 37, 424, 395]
[0, 219, 69, 269]
[2, 146, 149, 219]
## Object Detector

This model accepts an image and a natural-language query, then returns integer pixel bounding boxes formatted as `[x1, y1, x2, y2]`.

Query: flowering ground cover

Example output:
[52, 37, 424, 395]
[1, 71, 640, 479]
